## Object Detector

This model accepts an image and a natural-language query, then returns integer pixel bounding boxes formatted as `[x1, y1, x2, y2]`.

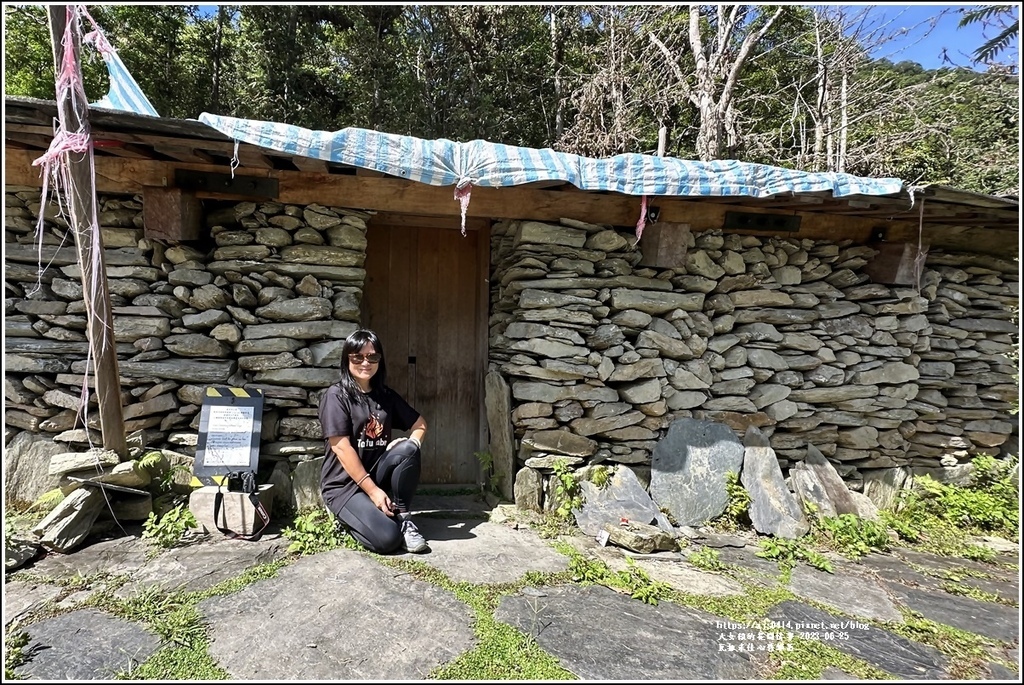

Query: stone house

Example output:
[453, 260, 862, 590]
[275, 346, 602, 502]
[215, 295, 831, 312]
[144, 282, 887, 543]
[3, 95, 1019, 516]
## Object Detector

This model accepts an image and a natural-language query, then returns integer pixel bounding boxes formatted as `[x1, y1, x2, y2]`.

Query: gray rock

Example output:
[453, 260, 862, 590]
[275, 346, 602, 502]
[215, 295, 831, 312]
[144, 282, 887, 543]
[12, 609, 161, 680]
[766, 600, 947, 679]
[3, 431, 63, 506]
[801, 444, 862, 515]
[883, 581, 1020, 643]
[788, 565, 903, 622]
[514, 467, 543, 512]
[574, 465, 659, 536]
[199, 550, 474, 680]
[650, 418, 744, 526]
[495, 584, 758, 680]
[741, 427, 809, 539]
[484, 372, 515, 501]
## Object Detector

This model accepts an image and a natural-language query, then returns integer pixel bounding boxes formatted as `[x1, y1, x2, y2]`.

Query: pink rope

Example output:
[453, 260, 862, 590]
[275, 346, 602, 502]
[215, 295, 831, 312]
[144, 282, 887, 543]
[80, 5, 114, 57]
[31, 5, 110, 454]
[454, 182, 472, 236]
[635, 194, 649, 241]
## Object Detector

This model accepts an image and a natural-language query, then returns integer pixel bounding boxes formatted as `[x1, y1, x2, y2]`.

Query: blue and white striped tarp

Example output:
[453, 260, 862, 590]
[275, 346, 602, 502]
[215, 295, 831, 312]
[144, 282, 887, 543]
[90, 47, 158, 117]
[197, 112, 905, 199]
[86, 7, 901, 200]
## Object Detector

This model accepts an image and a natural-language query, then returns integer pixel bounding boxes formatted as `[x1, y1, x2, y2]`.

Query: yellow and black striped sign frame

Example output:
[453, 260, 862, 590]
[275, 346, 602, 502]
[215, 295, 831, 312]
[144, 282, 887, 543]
[193, 386, 265, 485]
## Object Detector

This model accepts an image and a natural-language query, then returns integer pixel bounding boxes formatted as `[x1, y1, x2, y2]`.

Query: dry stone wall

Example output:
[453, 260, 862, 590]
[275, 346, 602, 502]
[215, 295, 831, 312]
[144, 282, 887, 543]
[4, 187, 370, 506]
[487, 219, 1018, 512]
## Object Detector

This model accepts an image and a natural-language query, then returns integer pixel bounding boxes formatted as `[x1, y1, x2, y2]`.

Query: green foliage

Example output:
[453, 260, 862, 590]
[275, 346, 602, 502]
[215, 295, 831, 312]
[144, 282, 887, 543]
[708, 471, 751, 532]
[613, 557, 672, 606]
[567, 552, 612, 585]
[896, 456, 1019, 538]
[756, 537, 834, 574]
[27, 488, 64, 515]
[589, 465, 612, 489]
[815, 514, 891, 559]
[875, 454, 1017, 561]
[724, 471, 751, 522]
[474, 451, 502, 496]
[566, 551, 669, 605]
[138, 450, 164, 471]
[958, 5, 1019, 64]
[4, 5, 1015, 195]
[551, 459, 583, 520]
[282, 507, 354, 555]
[141, 504, 198, 549]
[686, 546, 726, 572]
[4, 622, 30, 680]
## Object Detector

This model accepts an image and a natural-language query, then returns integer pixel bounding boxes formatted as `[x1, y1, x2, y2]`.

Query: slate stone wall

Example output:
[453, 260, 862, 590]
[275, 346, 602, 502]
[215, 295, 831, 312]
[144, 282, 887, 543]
[486, 218, 1019, 512]
[4, 188, 1019, 512]
[4, 187, 369, 505]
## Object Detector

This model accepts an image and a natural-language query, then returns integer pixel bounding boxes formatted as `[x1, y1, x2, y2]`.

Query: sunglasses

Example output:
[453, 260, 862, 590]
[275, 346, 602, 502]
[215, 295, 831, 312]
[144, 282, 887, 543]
[349, 353, 381, 364]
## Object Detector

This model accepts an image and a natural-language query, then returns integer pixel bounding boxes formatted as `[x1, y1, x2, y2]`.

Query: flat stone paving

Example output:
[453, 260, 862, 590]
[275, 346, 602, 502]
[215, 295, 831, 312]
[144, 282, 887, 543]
[199, 549, 476, 680]
[5, 495, 1020, 681]
[495, 584, 762, 680]
[13, 609, 161, 681]
[766, 599, 949, 680]
[395, 517, 569, 584]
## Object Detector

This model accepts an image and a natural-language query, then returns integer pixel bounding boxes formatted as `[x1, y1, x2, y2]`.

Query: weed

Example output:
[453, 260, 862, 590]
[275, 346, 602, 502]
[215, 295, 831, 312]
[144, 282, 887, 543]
[142, 504, 198, 549]
[687, 546, 726, 572]
[814, 514, 891, 559]
[707, 471, 750, 532]
[614, 557, 672, 605]
[589, 465, 611, 489]
[886, 608, 1007, 679]
[4, 622, 31, 680]
[879, 454, 1018, 561]
[563, 549, 669, 605]
[551, 459, 583, 520]
[281, 507, 354, 555]
[474, 451, 503, 496]
[939, 581, 1013, 606]
[27, 488, 65, 515]
[756, 537, 833, 574]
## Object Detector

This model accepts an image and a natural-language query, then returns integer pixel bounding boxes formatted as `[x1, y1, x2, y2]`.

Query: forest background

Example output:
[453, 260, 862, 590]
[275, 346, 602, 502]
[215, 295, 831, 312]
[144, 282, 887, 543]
[3, 4, 1019, 196]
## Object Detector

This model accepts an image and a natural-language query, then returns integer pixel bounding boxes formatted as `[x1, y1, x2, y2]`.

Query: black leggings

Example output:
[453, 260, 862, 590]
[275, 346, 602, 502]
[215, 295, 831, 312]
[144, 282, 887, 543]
[330, 440, 421, 554]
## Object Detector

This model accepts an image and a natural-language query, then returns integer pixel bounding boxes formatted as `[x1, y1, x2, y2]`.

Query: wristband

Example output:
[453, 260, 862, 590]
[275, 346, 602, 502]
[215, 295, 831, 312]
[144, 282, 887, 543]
[410, 437, 421, 448]
[356, 473, 370, 487]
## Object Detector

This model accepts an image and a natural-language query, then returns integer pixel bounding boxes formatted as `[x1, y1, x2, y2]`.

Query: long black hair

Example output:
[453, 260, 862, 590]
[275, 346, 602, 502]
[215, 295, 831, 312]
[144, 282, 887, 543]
[337, 328, 389, 403]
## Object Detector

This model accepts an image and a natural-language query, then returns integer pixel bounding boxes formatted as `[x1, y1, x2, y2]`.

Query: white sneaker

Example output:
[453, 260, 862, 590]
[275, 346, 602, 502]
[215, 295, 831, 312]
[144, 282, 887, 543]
[400, 515, 429, 553]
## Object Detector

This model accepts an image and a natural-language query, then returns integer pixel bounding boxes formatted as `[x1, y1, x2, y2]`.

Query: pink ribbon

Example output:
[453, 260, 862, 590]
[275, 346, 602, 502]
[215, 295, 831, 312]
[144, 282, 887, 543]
[635, 194, 649, 241]
[454, 182, 472, 236]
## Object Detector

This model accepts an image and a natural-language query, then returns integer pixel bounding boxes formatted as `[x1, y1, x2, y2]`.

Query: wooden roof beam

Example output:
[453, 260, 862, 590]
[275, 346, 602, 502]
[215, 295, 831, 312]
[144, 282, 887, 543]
[4, 149, 1017, 256]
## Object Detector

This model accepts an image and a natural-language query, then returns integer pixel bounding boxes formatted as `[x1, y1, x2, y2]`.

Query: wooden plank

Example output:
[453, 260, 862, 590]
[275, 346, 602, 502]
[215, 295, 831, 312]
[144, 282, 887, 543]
[153, 144, 217, 164]
[47, 6, 126, 458]
[235, 147, 275, 170]
[372, 212, 490, 232]
[415, 228, 441, 482]
[389, 225, 414, 402]
[291, 156, 329, 173]
[433, 228, 461, 483]
[5, 149, 1016, 255]
[455, 227, 482, 483]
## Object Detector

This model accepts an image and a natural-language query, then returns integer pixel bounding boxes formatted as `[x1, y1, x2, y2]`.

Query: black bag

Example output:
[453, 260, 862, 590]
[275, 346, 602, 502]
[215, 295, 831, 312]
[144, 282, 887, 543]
[213, 470, 270, 541]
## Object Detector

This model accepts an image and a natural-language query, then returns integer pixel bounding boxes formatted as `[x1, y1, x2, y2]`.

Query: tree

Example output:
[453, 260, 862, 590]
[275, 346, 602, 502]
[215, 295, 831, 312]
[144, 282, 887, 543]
[959, 5, 1019, 68]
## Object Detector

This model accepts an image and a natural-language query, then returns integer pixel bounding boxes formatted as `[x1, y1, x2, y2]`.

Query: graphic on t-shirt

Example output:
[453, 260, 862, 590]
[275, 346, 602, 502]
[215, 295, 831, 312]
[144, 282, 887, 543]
[365, 413, 384, 440]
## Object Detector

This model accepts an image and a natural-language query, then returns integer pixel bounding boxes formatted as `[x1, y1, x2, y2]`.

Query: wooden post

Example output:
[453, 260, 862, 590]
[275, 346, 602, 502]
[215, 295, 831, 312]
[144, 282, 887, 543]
[48, 6, 127, 458]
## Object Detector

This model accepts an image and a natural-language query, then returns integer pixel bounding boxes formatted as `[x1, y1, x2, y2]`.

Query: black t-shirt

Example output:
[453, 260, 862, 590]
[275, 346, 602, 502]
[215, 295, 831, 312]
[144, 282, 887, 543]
[318, 383, 420, 510]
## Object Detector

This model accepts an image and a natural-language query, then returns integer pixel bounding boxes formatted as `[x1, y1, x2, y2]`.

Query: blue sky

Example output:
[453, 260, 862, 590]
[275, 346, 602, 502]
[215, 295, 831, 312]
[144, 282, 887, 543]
[836, 3, 1020, 70]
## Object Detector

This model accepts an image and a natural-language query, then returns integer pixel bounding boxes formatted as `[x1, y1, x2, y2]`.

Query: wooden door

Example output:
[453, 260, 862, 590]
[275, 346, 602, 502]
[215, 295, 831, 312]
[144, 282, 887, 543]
[362, 222, 487, 484]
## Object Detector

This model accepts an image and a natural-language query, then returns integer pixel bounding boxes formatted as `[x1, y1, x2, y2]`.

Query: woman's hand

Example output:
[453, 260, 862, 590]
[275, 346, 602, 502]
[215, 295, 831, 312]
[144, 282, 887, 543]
[370, 488, 395, 516]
